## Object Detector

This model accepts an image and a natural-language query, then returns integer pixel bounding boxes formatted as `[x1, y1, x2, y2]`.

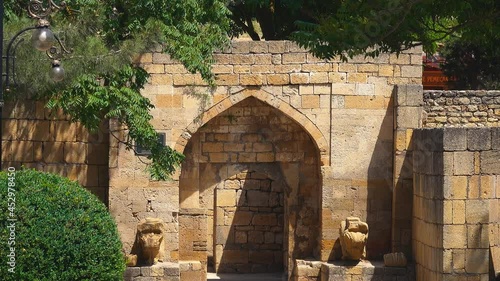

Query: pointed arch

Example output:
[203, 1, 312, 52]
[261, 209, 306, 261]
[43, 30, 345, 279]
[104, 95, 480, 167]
[174, 88, 330, 165]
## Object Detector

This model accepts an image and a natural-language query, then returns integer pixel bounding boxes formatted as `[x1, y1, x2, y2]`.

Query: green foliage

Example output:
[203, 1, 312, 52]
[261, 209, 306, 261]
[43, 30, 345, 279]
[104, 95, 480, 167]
[228, 0, 499, 65]
[0, 169, 125, 280]
[291, 0, 500, 60]
[3, 0, 230, 179]
[228, 0, 328, 40]
[441, 38, 500, 90]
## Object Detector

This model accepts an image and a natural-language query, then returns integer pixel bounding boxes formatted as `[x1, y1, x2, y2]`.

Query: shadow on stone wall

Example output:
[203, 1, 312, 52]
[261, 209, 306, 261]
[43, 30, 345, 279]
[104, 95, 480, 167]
[1, 100, 110, 203]
[366, 95, 395, 259]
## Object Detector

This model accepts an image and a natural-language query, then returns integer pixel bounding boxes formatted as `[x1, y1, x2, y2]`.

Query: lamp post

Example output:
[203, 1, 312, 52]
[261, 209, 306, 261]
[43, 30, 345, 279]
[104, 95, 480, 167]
[1, 0, 71, 170]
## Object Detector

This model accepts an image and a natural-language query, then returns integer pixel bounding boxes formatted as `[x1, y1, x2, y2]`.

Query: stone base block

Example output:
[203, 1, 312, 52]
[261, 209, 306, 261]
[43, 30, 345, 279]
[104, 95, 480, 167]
[180, 261, 205, 281]
[321, 260, 415, 281]
[125, 262, 180, 281]
[293, 259, 322, 281]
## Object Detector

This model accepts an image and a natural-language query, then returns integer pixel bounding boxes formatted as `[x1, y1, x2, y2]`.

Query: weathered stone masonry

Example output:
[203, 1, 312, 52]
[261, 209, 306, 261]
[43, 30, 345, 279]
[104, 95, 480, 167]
[1, 99, 110, 202]
[424, 90, 500, 127]
[109, 40, 423, 280]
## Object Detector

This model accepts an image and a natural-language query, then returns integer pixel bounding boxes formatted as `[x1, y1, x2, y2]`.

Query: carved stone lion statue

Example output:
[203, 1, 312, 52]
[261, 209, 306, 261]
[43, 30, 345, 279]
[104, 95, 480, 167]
[339, 217, 369, 260]
[126, 217, 166, 266]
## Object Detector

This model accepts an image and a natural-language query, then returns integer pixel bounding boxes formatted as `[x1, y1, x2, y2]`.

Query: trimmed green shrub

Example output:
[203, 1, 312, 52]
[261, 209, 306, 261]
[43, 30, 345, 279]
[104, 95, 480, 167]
[0, 169, 125, 280]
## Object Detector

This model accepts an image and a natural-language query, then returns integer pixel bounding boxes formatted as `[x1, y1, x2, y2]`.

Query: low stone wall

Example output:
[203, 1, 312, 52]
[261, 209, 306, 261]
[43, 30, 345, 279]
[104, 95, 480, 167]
[320, 261, 415, 281]
[293, 259, 322, 281]
[179, 261, 204, 281]
[125, 262, 180, 281]
[423, 90, 500, 127]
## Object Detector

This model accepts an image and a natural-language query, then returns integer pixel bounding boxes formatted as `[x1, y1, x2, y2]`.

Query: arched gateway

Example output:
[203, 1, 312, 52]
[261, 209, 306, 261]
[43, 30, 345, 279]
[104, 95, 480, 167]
[177, 91, 325, 278]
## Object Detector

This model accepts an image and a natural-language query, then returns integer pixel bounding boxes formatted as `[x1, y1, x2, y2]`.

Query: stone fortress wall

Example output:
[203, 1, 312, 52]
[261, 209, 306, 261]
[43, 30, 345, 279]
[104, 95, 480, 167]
[110, 40, 423, 281]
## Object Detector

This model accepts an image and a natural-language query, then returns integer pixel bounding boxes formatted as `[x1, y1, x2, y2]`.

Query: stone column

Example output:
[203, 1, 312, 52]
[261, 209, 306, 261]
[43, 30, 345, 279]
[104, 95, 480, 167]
[392, 84, 423, 256]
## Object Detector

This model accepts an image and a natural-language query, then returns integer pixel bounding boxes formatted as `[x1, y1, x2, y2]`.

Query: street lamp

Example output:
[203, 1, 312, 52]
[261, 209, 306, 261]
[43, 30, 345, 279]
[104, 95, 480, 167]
[1, 0, 72, 170]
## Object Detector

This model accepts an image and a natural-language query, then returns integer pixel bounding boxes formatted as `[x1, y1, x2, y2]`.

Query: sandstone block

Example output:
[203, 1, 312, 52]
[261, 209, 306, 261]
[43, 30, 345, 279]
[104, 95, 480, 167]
[378, 65, 394, 77]
[217, 190, 236, 207]
[233, 211, 253, 225]
[467, 128, 491, 150]
[249, 251, 275, 264]
[339, 63, 356, 72]
[443, 128, 467, 151]
[167, 64, 189, 74]
[481, 151, 500, 174]
[465, 249, 489, 274]
[267, 41, 286, 53]
[235, 231, 248, 244]
[249, 41, 269, 53]
[256, 153, 274, 162]
[492, 127, 500, 149]
[347, 73, 367, 83]
[401, 65, 422, 78]
[211, 65, 233, 74]
[396, 107, 422, 128]
[253, 54, 273, 65]
[231, 41, 250, 53]
[302, 63, 332, 72]
[357, 64, 378, 73]
[150, 74, 173, 85]
[389, 54, 410, 65]
[301, 95, 320, 109]
[266, 74, 289, 85]
[247, 190, 269, 207]
[467, 224, 489, 249]
[240, 74, 264, 86]
[152, 53, 173, 64]
[157, 95, 183, 108]
[290, 73, 310, 84]
[222, 250, 248, 263]
[143, 64, 165, 74]
[43, 141, 64, 163]
[452, 200, 465, 224]
[443, 225, 467, 248]
[64, 142, 87, 163]
[329, 72, 347, 83]
[282, 53, 306, 64]
[345, 96, 385, 109]
[466, 200, 489, 224]
[405, 85, 424, 106]
[248, 231, 264, 244]
[252, 213, 277, 225]
[453, 151, 474, 175]
[215, 74, 239, 85]
[309, 72, 329, 83]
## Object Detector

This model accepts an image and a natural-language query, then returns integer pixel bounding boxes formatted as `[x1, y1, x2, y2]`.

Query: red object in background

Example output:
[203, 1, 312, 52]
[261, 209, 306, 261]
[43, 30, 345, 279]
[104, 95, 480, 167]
[422, 54, 456, 90]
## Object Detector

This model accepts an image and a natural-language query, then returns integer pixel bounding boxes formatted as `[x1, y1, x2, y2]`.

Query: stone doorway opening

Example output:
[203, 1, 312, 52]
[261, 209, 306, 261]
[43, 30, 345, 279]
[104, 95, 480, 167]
[214, 164, 286, 273]
[178, 97, 322, 279]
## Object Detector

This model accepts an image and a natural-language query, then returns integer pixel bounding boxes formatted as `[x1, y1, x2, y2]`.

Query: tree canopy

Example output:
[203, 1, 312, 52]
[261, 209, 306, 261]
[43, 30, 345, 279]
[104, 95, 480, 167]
[3, 0, 231, 180]
[230, 0, 499, 61]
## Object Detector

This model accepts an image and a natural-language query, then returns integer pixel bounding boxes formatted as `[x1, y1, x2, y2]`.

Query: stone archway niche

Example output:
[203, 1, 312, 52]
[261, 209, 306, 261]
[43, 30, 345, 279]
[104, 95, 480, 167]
[178, 97, 322, 278]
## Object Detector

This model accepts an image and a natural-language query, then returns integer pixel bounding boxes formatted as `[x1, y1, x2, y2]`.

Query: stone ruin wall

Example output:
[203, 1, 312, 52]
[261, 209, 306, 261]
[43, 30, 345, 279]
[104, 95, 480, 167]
[423, 90, 500, 127]
[1, 99, 110, 202]
[108, 39, 423, 281]
[412, 128, 499, 281]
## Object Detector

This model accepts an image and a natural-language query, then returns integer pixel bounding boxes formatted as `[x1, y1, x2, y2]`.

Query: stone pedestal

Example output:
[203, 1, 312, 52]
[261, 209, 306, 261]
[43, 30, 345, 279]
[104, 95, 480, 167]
[321, 260, 415, 281]
[124, 262, 180, 281]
